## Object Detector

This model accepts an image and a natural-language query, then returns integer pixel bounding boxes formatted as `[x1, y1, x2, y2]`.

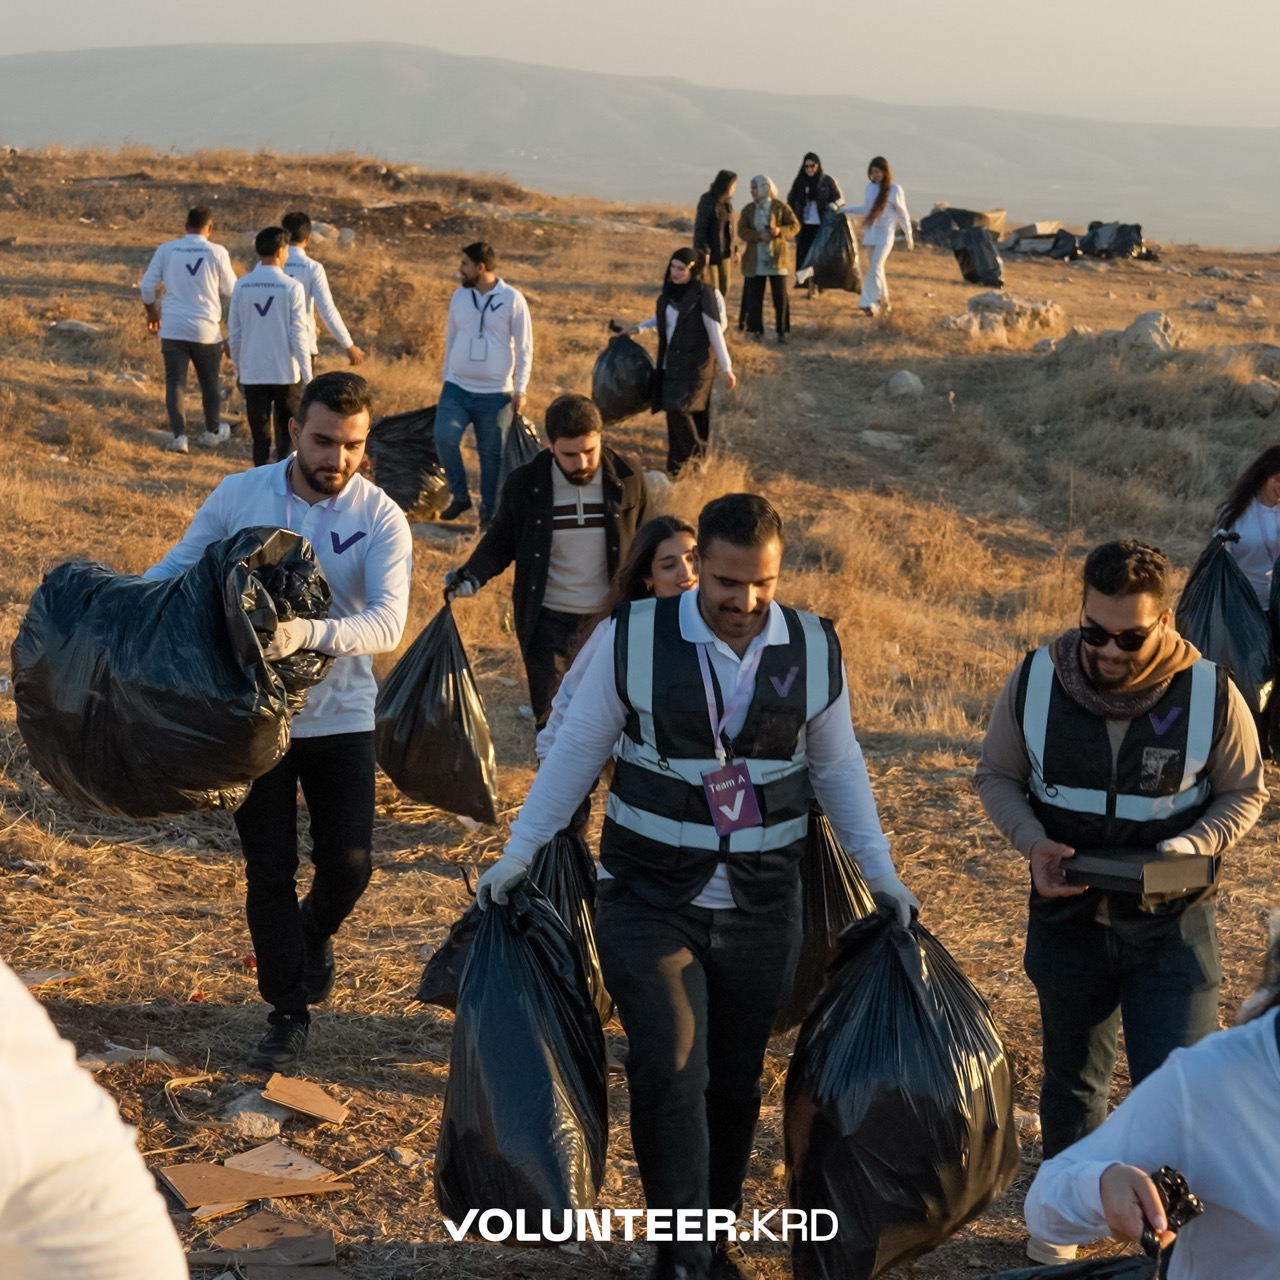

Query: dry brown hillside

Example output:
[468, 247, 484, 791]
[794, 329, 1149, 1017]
[2, 147, 1279, 1279]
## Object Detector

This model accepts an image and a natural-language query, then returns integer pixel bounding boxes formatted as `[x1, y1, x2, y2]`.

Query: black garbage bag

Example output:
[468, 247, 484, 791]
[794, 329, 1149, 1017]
[951, 228, 1004, 287]
[978, 1259, 1156, 1280]
[365, 405, 450, 518]
[1048, 229, 1081, 261]
[920, 208, 959, 249]
[785, 910, 1019, 1280]
[1081, 221, 1153, 261]
[1176, 532, 1273, 715]
[800, 210, 863, 293]
[12, 527, 332, 818]
[591, 334, 655, 424]
[416, 901, 482, 1011]
[374, 603, 499, 824]
[435, 881, 608, 1234]
[529, 828, 612, 1024]
[773, 807, 876, 1033]
[498, 412, 542, 490]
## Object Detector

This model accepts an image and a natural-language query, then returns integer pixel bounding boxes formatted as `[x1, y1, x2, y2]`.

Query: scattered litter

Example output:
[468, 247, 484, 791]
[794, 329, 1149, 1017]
[18, 969, 79, 988]
[186, 1210, 336, 1268]
[156, 1160, 351, 1209]
[192, 1139, 342, 1220]
[51, 318, 103, 334]
[78, 1041, 178, 1070]
[390, 1146, 424, 1167]
[261, 1073, 350, 1126]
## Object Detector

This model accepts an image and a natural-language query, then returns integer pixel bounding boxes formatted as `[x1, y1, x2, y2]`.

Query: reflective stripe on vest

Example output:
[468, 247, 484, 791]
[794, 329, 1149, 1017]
[1022, 646, 1216, 823]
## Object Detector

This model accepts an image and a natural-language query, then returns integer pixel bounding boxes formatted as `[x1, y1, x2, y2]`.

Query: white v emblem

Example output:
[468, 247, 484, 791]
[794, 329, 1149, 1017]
[718, 791, 746, 822]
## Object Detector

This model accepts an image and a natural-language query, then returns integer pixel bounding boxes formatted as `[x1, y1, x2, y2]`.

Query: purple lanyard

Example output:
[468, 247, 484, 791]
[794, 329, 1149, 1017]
[697, 643, 765, 766]
[283, 460, 339, 550]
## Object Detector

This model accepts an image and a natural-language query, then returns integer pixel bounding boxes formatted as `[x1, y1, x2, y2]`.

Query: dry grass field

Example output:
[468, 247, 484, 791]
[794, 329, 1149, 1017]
[2, 146, 1279, 1278]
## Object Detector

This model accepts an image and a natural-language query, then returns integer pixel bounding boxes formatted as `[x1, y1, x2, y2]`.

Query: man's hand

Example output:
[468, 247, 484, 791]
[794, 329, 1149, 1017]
[1099, 1164, 1176, 1251]
[724, 370, 738, 392]
[263, 618, 316, 661]
[1029, 839, 1087, 897]
[511, 392, 527, 416]
[144, 303, 161, 335]
[346, 344, 365, 366]
[865, 871, 920, 927]
[444, 568, 479, 603]
[1156, 836, 1197, 856]
[222, 340, 231, 362]
[476, 852, 530, 909]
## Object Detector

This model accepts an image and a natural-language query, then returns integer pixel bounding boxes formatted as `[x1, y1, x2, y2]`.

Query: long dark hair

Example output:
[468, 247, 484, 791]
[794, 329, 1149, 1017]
[867, 155, 892, 224]
[709, 169, 736, 201]
[589, 516, 697, 631]
[1215, 445, 1280, 531]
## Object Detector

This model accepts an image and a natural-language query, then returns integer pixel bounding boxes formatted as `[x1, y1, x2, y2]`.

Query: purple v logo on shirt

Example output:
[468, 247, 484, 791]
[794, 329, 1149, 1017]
[770, 666, 800, 698]
[253, 296, 275, 317]
[331, 530, 366, 554]
[184, 258, 204, 275]
[1149, 706, 1182, 736]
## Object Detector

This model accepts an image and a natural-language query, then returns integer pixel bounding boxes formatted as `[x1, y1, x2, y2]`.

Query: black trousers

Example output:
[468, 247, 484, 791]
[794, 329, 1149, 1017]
[520, 607, 588, 729]
[795, 223, 820, 276]
[161, 338, 222, 437]
[740, 275, 790, 335]
[233, 731, 377, 1017]
[596, 878, 801, 1276]
[665, 407, 711, 476]
[243, 380, 303, 467]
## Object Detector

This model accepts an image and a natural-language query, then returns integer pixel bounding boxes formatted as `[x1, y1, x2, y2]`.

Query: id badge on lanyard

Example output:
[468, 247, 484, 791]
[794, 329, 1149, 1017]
[468, 290, 500, 362]
[698, 644, 764, 837]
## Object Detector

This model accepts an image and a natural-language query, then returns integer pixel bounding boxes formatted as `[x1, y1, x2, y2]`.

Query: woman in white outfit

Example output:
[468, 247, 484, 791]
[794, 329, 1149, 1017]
[846, 155, 913, 316]
[1214, 444, 1280, 610]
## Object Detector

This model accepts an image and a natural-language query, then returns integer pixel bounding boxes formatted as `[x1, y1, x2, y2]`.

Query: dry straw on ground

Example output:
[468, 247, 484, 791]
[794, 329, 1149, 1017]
[1, 146, 1279, 1278]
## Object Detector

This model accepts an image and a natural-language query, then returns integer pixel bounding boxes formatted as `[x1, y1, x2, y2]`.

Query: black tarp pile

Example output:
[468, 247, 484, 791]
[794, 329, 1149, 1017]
[434, 882, 608, 1236]
[364, 405, 451, 518]
[773, 807, 876, 1033]
[799, 210, 863, 293]
[1080, 221, 1157, 262]
[785, 909, 1019, 1279]
[591, 334, 655, 424]
[920, 206, 1006, 250]
[498, 413, 542, 489]
[374, 603, 499, 824]
[11, 527, 332, 817]
[951, 228, 1005, 288]
[1176, 531, 1273, 715]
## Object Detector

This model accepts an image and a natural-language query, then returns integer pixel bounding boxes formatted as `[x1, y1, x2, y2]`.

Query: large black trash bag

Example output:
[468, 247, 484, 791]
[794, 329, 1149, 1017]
[591, 334, 655, 424]
[919, 208, 959, 250]
[12, 527, 332, 818]
[529, 828, 612, 1024]
[498, 412, 542, 490]
[374, 603, 499, 824]
[801, 210, 863, 293]
[365, 405, 450, 518]
[978, 1259, 1155, 1279]
[773, 807, 876, 1033]
[952, 228, 1004, 287]
[1176, 531, 1273, 715]
[435, 881, 608, 1235]
[416, 900, 482, 1011]
[1081, 221, 1155, 262]
[1048, 229, 1081, 261]
[785, 910, 1019, 1280]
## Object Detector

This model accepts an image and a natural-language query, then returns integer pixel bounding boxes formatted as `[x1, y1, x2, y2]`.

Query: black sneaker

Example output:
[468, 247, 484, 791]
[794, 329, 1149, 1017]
[438, 497, 473, 521]
[712, 1237, 760, 1280]
[302, 926, 336, 1004]
[248, 1014, 310, 1070]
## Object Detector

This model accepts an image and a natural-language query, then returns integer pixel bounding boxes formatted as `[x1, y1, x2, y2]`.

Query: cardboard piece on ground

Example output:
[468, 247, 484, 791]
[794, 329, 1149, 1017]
[186, 1210, 337, 1268]
[156, 1162, 351, 1209]
[190, 1141, 339, 1220]
[261, 1074, 350, 1125]
[241, 1268, 348, 1279]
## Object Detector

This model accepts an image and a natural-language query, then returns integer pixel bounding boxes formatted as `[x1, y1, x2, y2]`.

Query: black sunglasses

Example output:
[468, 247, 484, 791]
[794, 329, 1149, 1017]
[1079, 615, 1160, 652]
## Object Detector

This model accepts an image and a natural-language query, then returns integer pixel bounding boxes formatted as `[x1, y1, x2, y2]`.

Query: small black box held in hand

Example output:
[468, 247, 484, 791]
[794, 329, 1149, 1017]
[1063, 848, 1220, 895]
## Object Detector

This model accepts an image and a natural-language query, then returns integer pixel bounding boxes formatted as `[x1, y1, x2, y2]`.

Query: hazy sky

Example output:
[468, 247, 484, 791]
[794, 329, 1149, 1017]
[6, 0, 1280, 129]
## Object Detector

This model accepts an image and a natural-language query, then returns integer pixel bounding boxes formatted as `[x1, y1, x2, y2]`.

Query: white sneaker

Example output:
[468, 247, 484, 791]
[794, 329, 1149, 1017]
[195, 425, 231, 447]
[164, 434, 189, 454]
[1026, 1235, 1079, 1265]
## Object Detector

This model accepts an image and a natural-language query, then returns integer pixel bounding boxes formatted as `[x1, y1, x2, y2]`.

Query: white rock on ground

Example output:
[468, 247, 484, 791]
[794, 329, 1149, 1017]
[860, 430, 914, 451]
[221, 1091, 291, 1141]
[966, 290, 1064, 330]
[1246, 378, 1280, 417]
[886, 370, 924, 398]
[1120, 312, 1177, 359]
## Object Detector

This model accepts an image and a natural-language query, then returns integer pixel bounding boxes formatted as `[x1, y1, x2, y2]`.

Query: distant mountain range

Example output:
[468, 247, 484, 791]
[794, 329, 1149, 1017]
[2, 43, 1277, 248]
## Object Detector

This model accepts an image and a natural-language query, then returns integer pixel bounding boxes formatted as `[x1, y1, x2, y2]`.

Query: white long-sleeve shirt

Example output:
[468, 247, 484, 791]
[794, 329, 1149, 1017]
[634, 288, 732, 376]
[283, 244, 355, 355]
[144, 458, 412, 736]
[138, 233, 237, 344]
[0, 961, 187, 1280]
[227, 264, 312, 386]
[441, 279, 533, 395]
[1025, 1009, 1280, 1280]
[847, 181, 914, 249]
[508, 588, 894, 907]
[1226, 499, 1280, 609]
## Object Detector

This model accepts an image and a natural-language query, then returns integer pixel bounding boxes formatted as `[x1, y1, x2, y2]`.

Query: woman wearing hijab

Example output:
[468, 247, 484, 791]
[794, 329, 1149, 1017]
[787, 152, 843, 291]
[694, 169, 739, 301]
[625, 248, 736, 475]
[845, 155, 913, 316]
[737, 174, 799, 342]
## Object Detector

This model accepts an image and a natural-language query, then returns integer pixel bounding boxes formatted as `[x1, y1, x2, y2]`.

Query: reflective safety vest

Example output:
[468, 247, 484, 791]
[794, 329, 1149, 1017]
[1015, 646, 1225, 857]
[600, 595, 842, 910]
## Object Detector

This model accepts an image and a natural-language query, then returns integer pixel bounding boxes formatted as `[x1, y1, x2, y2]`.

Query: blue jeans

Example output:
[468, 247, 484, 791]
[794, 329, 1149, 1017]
[433, 381, 512, 520]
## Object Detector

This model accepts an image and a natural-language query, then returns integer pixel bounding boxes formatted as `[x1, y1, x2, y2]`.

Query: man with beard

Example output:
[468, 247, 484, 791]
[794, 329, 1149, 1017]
[145, 372, 412, 1069]
[445, 393, 648, 729]
[472, 493, 916, 1280]
[975, 539, 1265, 1267]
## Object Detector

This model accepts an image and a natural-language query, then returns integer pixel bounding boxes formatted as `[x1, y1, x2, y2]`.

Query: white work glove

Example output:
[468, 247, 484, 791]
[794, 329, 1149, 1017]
[475, 852, 530, 909]
[1156, 837, 1198, 856]
[263, 618, 317, 661]
[443, 568, 479, 603]
[864, 870, 920, 928]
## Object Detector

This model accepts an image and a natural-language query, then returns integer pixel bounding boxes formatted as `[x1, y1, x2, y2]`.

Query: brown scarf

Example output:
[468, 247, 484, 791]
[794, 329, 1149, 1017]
[1049, 626, 1201, 719]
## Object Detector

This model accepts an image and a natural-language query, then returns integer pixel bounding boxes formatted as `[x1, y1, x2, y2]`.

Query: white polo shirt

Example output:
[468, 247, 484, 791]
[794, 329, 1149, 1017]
[227, 264, 312, 387]
[139, 233, 237, 344]
[145, 458, 412, 737]
[283, 245, 355, 355]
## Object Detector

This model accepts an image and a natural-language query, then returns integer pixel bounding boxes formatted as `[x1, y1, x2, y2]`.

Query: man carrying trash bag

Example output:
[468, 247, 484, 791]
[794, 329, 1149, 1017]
[473, 493, 917, 1280]
[146, 372, 413, 1070]
[975, 540, 1265, 1267]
